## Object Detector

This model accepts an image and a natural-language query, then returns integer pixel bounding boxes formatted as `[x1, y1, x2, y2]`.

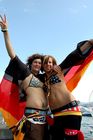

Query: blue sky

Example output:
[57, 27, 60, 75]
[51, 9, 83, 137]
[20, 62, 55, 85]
[0, 0, 93, 102]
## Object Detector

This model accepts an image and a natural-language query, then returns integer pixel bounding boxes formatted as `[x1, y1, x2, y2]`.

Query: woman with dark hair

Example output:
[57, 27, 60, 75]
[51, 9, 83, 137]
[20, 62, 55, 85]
[20, 53, 44, 102]
[0, 15, 49, 140]
[26, 53, 43, 74]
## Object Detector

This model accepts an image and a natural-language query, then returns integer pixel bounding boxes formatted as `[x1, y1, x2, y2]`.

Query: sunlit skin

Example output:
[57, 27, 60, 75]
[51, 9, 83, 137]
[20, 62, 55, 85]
[24, 58, 48, 109]
[31, 59, 42, 75]
[43, 57, 53, 74]
[43, 57, 76, 110]
[3, 14, 93, 140]
[0, 15, 50, 140]
[0, 15, 48, 110]
[43, 43, 93, 109]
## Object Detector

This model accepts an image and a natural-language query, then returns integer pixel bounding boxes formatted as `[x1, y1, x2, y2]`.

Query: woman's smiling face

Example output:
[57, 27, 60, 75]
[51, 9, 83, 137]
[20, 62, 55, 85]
[43, 57, 53, 73]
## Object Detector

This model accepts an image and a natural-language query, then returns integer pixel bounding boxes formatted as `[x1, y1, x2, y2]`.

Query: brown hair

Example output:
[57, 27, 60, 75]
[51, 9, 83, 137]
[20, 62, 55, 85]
[43, 55, 57, 65]
[27, 54, 43, 71]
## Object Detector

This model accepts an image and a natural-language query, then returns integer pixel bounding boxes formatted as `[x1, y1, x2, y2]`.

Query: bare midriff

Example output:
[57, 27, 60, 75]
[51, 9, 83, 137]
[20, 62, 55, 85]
[48, 73, 76, 110]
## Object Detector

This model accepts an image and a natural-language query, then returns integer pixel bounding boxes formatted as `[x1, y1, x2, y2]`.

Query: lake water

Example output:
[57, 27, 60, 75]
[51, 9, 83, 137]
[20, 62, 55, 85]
[81, 116, 93, 140]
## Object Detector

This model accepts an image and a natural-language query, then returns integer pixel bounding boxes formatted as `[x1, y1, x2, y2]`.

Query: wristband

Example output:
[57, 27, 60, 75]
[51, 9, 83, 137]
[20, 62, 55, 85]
[1, 28, 8, 32]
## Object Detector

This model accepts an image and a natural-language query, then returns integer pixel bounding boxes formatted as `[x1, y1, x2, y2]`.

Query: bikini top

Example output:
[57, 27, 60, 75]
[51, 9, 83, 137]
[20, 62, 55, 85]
[49, 75, 61, 84]
[20, 74, 43, 91]
[28, 75, 43, 88]
[43, 74, 61, 94]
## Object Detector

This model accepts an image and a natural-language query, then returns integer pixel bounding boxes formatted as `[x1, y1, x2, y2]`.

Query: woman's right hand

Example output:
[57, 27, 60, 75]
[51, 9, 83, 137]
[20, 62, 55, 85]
[0, 15, 8, 30]
[0, 14, 16, 59]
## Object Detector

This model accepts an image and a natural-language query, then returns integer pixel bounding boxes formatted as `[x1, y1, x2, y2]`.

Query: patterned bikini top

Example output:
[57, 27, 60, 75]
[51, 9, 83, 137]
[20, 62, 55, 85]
[28, 75, 43, 88]
[43, 73, 61, 94]
[49, 75, 61, 84]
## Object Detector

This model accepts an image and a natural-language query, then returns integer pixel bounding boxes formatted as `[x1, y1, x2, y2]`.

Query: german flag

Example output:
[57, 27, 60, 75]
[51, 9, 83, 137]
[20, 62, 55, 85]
[0, 41, 93, 140]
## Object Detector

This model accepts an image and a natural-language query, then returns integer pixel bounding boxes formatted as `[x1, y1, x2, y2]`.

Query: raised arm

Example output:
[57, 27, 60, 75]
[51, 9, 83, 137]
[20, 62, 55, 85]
[59, 40, 93, 75]
[0, 15, 16, 59]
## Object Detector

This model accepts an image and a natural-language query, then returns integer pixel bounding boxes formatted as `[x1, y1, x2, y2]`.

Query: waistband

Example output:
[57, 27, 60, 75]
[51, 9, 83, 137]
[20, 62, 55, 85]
[25, 107, 48, 116]
[51, 100, 79, 114]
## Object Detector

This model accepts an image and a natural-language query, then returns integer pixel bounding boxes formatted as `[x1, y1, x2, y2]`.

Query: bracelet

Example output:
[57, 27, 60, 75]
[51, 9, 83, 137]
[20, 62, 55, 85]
[1, 28, 8, 32]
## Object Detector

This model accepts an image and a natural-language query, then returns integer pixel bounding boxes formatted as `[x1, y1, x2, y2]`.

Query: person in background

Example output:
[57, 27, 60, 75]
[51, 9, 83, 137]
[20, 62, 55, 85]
[0, 15, 49, 140]
[43, 39, 93, 140]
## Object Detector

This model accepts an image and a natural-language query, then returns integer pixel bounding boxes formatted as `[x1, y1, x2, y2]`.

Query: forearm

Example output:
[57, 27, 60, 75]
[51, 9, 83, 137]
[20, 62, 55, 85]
[78, 40, 93, 55]
[0, 15, 16, 59]
[2, 30, 16, 59]
[59, 40, 93, 74]
[59, 49, 82, 73]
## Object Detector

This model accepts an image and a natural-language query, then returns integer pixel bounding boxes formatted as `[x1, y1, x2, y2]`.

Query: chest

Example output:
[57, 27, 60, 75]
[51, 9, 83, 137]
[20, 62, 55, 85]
[19, 74, 43, 90]
[43, 74, 62, 94]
